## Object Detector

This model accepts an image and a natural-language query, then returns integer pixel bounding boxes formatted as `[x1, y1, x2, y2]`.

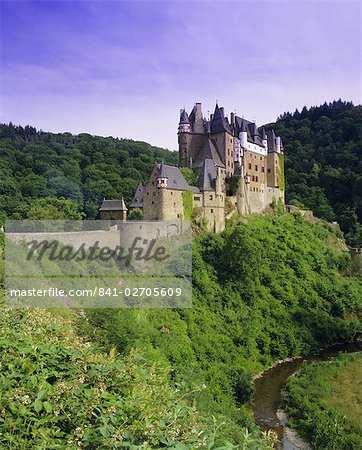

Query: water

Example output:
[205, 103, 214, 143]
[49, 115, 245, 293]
[253, 342, 362, 449]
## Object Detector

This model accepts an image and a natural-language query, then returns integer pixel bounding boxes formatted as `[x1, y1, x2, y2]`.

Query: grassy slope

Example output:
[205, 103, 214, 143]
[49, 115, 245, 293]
[0, 235, 275, 449]
[284, 352, 362, 449]
[81, 212, 362, 442]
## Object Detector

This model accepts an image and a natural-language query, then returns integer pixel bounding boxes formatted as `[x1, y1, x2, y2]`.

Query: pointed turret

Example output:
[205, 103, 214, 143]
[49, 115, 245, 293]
[178, 109, 191, 134]
[156, 160, 168, 188]
[210, 103, 231, 134]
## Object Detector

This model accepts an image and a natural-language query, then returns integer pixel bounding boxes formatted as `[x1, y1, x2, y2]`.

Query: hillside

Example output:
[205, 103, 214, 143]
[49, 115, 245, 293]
[0, 123, 177, 223]
[0, 106, 361, 446]
[0, 212, 361, 446]
[264, 100, 362, 246]
[79, 213, 361, 443]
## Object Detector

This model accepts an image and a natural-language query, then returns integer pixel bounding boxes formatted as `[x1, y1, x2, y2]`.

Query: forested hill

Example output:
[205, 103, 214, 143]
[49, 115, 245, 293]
[264, 100, 362, 246]
[0, 124, 177, 223]
[1, 100, 361, 245]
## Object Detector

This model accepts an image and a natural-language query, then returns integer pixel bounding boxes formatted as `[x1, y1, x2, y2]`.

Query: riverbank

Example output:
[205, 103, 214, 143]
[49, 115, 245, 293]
[284, 352, 362, 449]
[253, 342, 361, 449]
[252, 339, 362, 381]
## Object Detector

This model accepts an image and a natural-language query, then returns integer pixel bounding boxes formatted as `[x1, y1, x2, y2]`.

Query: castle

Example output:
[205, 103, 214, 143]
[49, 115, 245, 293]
[101, 102, 285, 232]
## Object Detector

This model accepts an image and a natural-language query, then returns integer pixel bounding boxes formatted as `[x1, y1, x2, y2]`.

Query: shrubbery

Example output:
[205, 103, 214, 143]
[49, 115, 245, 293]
[82, 213, 361, 442]
[284, 353, 362, 449]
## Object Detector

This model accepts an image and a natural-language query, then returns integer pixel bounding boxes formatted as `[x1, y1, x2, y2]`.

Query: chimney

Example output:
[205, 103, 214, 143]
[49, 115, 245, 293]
[230, 112, 235, 125]
[220, 107, 225, 118]
[210, 113, 213, 121]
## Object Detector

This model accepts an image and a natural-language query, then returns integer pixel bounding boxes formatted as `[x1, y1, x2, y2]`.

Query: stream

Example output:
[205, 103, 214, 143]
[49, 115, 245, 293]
[253, 342, 362, 449]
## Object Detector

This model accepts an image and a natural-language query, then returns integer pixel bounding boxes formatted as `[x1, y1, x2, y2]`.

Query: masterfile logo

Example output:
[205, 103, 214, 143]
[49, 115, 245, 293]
[5, 220, 192, 308]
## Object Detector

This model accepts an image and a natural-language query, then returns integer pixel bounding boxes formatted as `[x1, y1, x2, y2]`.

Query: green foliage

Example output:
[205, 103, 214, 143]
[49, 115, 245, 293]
[182, 190, 194, 220]
[284, 353, 362, 449]
[265, 100, 362, 245]
[81, 214, 361, 443]
[26, 197, 84, 220]
[276, 153, 285, 191]
[0, 307, 210, 448]
[180, 167, 198, 186]
[128, 207, 143, 220]
[0, 123, 178, 221]
[225, 177, 240, 196]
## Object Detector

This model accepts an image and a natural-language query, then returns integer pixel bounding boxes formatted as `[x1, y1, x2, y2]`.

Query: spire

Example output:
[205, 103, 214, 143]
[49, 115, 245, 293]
[198, 159, 216, 191]
[156, 160, 168, 188]
[213, 103, 222, 120]
[158, 160, 168, 178]
[179, 108, 190, 125]
[178, 108, 191, 133]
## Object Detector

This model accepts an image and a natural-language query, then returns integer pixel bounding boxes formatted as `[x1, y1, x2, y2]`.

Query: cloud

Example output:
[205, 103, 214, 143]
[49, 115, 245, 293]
[0, 0, 360, 149]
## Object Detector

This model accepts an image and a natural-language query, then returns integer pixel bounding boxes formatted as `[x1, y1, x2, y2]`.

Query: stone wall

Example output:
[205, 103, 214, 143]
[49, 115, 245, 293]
[194, 191, 225, 232]
[237, 176, 284, 215]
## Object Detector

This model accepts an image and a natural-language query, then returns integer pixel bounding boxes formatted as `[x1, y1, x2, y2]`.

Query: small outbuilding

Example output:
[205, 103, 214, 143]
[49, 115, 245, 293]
[99, 197, 127, 223]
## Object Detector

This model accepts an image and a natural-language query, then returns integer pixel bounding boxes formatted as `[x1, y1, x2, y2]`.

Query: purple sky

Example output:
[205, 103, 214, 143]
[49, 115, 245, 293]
[1, 0, 361, 150]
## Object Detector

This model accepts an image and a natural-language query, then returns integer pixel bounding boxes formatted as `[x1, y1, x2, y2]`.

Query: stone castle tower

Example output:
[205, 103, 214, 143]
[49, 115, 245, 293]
[178, 102, 285, 216]
[128, 101, 285, 234]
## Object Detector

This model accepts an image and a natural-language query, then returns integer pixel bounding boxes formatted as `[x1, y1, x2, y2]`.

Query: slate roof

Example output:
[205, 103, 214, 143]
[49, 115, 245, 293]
[193, 138, 225, 169]
[197, 158, 217, 191]
[158, 160, 168, 178]
[235, 116, 265, 147]
[179, 109, 190, 124]
[100, 198, 128, 211]
[210, 104, 232, 134]
[267, 129, 278, 152]
[156, 163, 199, 192]
[130, 183, 144, 208]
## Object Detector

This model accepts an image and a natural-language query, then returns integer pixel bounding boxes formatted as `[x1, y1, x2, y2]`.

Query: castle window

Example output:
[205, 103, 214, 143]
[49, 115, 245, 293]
[211, 209, 214, 213]
[268, 168, 271, 173]
[252, 175, 255, 181]
[171, 192, 173, 195]
[256, 176, 258, 182]
[209, 195, 213, 200]
[195, 196, 200, 201]
[261, 167, 265, 172]
[260, 156, 262, 160]
[152, 201, 154, 204]
[255, 165, 258, 171]
[248, 163, 252, 170]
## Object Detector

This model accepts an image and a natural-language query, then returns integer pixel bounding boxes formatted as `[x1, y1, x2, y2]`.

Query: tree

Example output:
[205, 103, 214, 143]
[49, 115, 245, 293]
[128, 208, 143, 220]
[26, 197, 84, 220]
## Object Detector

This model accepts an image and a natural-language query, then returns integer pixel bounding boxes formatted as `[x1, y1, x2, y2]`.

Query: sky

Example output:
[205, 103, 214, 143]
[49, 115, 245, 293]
[0, 0, 361, 150]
